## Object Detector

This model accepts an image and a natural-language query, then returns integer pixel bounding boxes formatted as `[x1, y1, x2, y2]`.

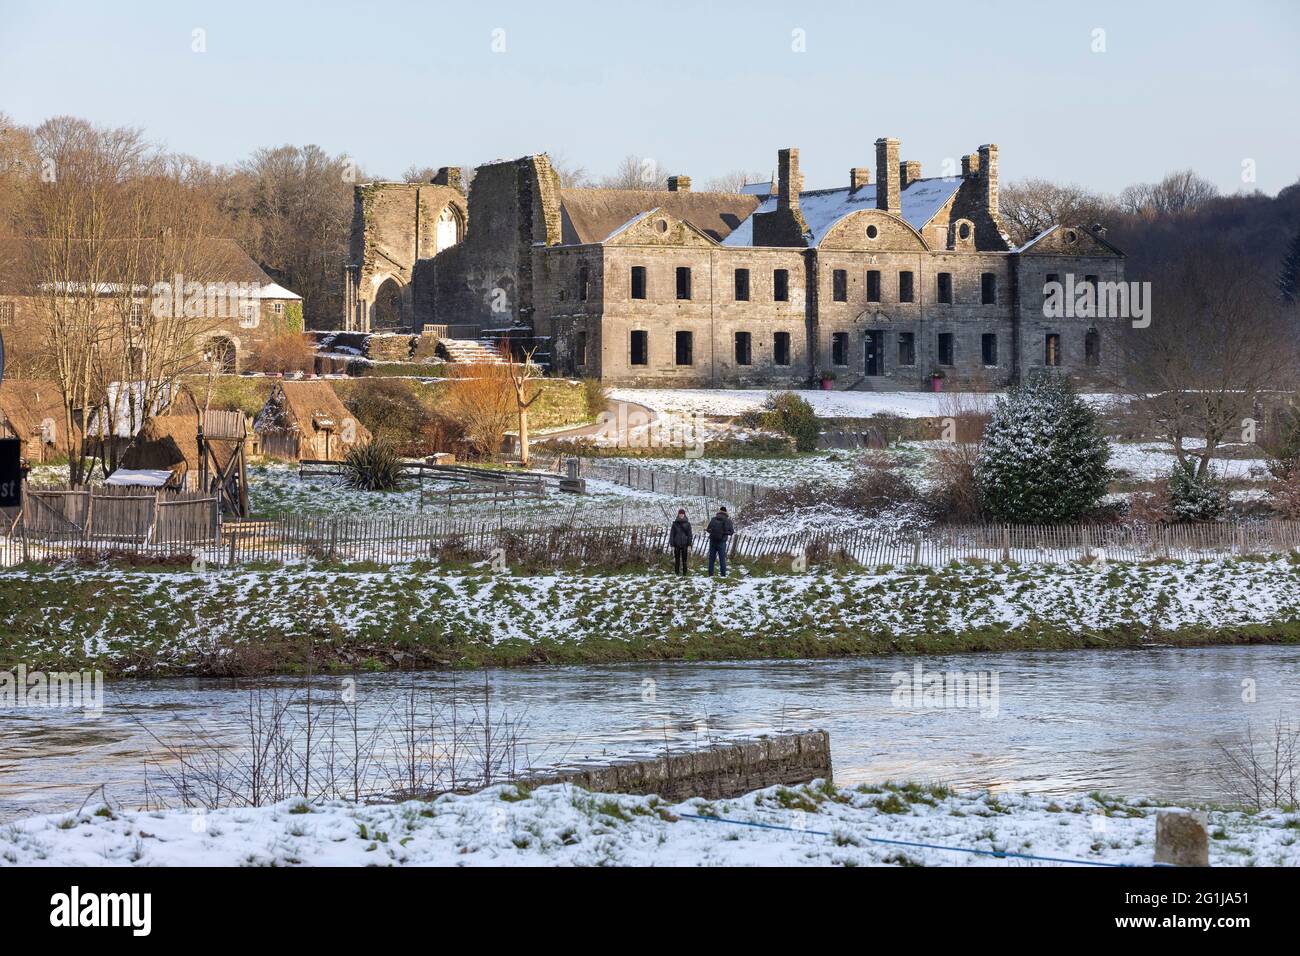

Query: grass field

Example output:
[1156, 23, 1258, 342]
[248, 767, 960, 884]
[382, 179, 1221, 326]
[3, 554, 1297, 676]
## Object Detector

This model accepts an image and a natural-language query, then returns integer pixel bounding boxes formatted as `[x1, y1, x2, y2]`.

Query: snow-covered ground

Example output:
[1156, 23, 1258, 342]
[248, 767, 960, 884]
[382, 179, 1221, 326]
[4, 780, 1293, 867]
[609, 387, 1124, 420]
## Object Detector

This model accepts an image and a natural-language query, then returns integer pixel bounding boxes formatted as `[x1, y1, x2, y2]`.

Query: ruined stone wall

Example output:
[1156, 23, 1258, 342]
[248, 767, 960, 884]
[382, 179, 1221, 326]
[516, 730, 832, 802]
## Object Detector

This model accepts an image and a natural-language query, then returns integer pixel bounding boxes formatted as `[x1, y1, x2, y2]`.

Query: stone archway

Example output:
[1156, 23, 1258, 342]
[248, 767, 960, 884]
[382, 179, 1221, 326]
[435, 204, 463, 253]
[372, 277, 405, 331]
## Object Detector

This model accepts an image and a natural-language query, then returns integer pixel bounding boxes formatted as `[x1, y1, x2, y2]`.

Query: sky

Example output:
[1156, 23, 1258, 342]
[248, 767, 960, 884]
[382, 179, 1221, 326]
[2, 0, 1298, 196]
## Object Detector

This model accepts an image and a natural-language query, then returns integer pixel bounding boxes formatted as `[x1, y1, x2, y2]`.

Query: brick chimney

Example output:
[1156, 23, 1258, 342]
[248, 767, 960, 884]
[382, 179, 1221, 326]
[432, 166, 463, 192]
[961, 153, 980, 179]
[978, 144, 999, 216]
[899, 160, 922, 189]
[666, 175, 691, 192]
[849, 167, 871, 192]
[875, 138, 900, 214]
[777, 148, 803, 212]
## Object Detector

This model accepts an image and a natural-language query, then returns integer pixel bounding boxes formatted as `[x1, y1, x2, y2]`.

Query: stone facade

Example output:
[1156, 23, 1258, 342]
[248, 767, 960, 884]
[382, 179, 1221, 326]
[344, 138, 1126, 390]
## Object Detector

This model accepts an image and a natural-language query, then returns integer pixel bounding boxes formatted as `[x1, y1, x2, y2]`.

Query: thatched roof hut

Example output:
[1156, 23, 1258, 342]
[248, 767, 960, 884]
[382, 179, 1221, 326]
[253, 380, 370, 461]
[0, 380, 68, 462]
[114, 414, 240, 488]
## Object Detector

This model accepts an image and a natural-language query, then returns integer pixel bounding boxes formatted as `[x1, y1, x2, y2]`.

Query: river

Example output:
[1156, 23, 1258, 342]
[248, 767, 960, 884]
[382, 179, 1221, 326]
[2, 645, 1297, 821]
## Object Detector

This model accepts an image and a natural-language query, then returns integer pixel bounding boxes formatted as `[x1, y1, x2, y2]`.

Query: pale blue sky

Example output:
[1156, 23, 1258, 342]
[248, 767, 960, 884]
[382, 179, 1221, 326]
[2, 0, 1297, 195]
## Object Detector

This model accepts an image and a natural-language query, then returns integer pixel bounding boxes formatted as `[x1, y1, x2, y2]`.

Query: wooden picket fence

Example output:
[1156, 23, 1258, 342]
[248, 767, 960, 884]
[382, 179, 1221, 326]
[532, 455, 771, 507]
[3, 508, 1299, 570]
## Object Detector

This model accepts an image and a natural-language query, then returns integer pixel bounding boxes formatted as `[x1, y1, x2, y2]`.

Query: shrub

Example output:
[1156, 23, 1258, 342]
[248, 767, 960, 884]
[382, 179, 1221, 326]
[440, 362, 516, 460]
[1261, 402, 1300, 479]
[340, 440, 404, 492]
[1268, 469, 1300, 519]
[756, 391, 820, 452]
[581, 377, 609, 420]
[1168, 460, 1228, 521]
[929, 442, 983, 523]
[250, 332, 316, 375]
[341, 378, 435, 454]
[975, 371, 1111, 523]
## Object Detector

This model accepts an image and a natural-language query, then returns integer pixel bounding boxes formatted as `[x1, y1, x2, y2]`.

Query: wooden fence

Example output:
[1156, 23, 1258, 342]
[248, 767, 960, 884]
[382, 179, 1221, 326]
[4, 510, 1299, 570]
[2, 485, 219, 563]
[532, 455, 771, 507]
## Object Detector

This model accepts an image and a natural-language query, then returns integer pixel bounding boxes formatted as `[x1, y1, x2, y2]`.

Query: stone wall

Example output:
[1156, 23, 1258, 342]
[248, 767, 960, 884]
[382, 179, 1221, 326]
[515, 730, 832, 802]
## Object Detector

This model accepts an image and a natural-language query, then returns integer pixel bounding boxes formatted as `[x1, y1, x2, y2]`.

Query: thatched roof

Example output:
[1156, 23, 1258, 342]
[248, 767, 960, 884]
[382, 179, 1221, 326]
[0, 379, 66, 446]
[118, 416, 197, 472]
[254, 380, 371, 442]
[118, 414, 239, 477]
[0, 237, 281, 295]
[559, 189, 760, 245]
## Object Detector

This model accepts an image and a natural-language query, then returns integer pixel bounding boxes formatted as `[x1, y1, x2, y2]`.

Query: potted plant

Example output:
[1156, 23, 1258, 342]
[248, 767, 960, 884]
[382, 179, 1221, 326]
[929, 367, 946, 393]
[818, 369, 837, 391]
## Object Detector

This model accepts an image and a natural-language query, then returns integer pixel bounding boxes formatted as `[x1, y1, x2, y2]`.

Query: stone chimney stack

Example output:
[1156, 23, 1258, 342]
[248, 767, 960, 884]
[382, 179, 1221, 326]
[432, 166, 464, 193]
[777, 148, 803, 212]
[961, 154, 980, 179]
[666, 175, 691, 192]
[849, 167, 871, 192]
[875, 138, 901, 215]
[978, 144, 999, 216]
[899, 160, 922, 190]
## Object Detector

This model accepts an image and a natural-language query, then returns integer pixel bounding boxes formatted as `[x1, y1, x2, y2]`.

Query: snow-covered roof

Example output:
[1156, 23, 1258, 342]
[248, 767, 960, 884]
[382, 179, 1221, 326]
[723, 177, 962, 248]
[105, 468, 174, 487]
[1015, 225, 1059, 252]
[256, 282, 301, 301]
[740, 181, 773, 196]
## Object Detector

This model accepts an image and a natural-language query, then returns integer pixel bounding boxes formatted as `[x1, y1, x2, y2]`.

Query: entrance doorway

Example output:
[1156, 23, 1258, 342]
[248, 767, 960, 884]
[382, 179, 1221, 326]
[864, 331, 884, 376]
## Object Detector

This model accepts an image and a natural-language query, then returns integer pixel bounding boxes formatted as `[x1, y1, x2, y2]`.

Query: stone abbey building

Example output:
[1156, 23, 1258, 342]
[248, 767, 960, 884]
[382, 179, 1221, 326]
[343, 138, 1125, 389]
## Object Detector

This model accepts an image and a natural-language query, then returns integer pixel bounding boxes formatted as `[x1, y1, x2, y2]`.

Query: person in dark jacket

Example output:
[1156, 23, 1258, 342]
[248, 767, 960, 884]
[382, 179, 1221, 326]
[669, 509, 693, 575]
[705, 506, 735, 577]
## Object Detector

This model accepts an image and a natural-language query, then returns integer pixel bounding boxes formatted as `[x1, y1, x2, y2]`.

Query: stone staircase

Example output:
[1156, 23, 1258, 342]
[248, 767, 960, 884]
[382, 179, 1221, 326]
[436, 338, 507, 365]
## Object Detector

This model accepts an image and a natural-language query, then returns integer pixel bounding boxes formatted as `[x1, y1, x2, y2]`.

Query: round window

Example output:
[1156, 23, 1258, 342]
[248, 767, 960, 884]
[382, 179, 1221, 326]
[1065, 229, 1078, 243]
[958, 222, 971, 240]
[866, 224, 879, 239]
[656, 219, 669, 233]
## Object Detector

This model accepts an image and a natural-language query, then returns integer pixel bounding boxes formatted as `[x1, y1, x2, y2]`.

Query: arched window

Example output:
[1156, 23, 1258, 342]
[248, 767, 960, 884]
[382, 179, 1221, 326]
[207, 337, 237, 374]
[436, 206, 462, 253]
[372, 278, 404, 331]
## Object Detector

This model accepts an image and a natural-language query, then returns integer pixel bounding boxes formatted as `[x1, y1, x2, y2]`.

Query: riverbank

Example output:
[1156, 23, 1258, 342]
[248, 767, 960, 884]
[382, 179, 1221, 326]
[3, 779, 1295, 867]
[2, 555, 1298, 676]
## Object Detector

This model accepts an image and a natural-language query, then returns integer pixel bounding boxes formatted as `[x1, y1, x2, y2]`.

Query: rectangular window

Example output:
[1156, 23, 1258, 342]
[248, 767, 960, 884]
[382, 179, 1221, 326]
[734, 268, 750, 301]
[575, 331, 587, 367]
[897, 332, 916, 366]
[630, 330, 648, 366]
[631, 266, 647, 300]
[578, 265, 590, 302]
[867, 270, 881, 302]
[831, 332, 849, 367]
[773, 268, 790, 302]
[773, 331, 791, 366]
[937, 272, 953, 304]
[273, 302, 283, 315]
[898, 271, 914, 303]
[981, 272, 997, 305]
[675, 330, 693, 366]
[129, 302, 144, 329]
[1085, 329, 1101, 367]
[938, 332, 955, 366]
[1045, 333, 1061, 367]
[734, 331, 752, 366]
[675, 266, 692, 301]
[981, 333, 998, 366]
[832, 269, 847, 302]
[0, 301, 12, 327]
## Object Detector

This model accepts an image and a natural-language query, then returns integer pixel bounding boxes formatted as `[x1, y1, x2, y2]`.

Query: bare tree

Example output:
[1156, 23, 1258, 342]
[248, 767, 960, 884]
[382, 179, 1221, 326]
[547, 152, 590, 189]
[504, 345, 542, 466]
[999, 178, 1116, 246]
[703, 169, 768, 194]
[1119, 169, 1219, 218]
[599, 153, 667, 190]
[1120, 248, 1298, 476]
